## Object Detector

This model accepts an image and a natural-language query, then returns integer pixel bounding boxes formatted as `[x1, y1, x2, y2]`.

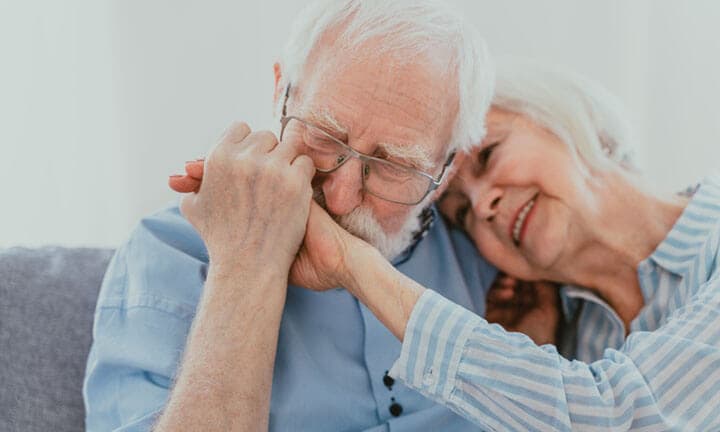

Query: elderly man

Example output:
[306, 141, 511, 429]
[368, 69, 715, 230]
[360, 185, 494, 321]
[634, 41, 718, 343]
[83, 1, 496, 430]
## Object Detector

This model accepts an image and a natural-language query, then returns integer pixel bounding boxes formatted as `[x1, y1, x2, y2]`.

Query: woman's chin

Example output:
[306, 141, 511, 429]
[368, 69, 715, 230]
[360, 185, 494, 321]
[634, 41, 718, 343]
[518, 235, 565, 278]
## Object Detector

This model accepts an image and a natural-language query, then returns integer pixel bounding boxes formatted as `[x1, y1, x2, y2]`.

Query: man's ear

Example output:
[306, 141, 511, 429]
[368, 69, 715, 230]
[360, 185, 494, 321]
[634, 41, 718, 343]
[273, 62, 283, 105]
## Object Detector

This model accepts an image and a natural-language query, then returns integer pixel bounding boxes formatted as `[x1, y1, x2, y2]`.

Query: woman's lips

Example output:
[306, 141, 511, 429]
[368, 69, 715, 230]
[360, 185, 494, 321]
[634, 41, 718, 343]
[510, 194, 538, 247]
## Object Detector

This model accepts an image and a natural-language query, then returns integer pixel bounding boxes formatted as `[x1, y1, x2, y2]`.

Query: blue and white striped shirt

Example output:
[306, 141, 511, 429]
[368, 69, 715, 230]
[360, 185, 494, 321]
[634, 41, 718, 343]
[390, 174, 720, 431]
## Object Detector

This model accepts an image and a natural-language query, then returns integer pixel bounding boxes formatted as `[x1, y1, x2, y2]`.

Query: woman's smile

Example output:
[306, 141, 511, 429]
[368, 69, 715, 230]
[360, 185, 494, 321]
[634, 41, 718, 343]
[510, 193, 539, 247]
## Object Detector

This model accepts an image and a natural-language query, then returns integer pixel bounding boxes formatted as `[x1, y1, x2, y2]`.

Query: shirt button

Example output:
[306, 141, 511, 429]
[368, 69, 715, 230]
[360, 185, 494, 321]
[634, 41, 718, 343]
[383, 371, 395, 390]
[422, 368, 435, 386]
[389, 402, 403, 417]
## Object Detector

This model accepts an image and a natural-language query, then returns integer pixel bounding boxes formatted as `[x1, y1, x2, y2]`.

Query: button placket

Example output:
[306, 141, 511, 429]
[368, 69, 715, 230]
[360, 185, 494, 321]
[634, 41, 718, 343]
[383, 370, 403, 417]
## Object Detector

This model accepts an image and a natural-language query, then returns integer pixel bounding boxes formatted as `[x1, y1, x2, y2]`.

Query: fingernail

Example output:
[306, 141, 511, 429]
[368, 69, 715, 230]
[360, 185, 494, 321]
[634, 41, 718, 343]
[169, 174, 183, 178]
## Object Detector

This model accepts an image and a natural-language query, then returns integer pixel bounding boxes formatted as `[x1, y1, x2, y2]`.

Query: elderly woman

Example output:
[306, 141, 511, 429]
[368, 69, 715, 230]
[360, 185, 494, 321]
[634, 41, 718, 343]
[173, 61, 720, 430]
[300, 61, 718, 431]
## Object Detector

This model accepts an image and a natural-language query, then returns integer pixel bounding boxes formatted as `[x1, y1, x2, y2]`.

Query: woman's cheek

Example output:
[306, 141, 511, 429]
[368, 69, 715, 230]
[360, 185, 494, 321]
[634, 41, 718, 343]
[472, 226, 507, 265]
[472, 223, 536, 278]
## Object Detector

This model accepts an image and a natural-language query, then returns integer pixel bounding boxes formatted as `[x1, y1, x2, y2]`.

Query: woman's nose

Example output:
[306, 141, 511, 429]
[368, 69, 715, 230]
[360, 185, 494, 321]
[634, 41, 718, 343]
[320, 158, 364, 217]
[473, 186, 502, 222]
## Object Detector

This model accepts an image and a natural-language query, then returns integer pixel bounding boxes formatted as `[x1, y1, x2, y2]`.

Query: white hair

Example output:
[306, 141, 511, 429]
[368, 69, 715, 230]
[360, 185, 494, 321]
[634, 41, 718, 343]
[277, 0, 494, 155]
[493, 58, 637, 170]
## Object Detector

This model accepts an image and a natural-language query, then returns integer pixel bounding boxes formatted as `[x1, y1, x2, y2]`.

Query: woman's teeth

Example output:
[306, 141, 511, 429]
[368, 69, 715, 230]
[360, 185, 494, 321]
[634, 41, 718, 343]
[513, 198, 536, 245]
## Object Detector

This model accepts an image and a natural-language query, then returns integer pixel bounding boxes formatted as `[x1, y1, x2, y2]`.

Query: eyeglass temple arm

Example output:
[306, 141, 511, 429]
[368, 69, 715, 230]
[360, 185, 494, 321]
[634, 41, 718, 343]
[430, 151, 457, 186]
[282, 83, 292, 117]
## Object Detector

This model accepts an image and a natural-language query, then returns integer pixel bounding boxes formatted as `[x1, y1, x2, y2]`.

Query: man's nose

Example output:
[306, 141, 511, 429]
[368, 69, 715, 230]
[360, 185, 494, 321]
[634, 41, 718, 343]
[320, 158, 364, 216]
[472, 185, 503, 222]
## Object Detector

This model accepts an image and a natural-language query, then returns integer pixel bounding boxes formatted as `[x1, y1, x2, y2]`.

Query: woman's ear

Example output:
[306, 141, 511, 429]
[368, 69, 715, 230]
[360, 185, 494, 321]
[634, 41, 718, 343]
[273, 62, 283, 105]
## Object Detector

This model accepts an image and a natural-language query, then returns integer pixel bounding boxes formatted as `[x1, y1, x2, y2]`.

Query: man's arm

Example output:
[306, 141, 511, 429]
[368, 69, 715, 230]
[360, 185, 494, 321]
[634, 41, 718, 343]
[153, 265, 286, 431]
[155, 123, 315, 431]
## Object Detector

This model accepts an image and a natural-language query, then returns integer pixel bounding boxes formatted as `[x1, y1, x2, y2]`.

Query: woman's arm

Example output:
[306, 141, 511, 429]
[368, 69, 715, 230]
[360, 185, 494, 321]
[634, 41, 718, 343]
[343, 246, 720, 431]
[342, 244, 425, 340]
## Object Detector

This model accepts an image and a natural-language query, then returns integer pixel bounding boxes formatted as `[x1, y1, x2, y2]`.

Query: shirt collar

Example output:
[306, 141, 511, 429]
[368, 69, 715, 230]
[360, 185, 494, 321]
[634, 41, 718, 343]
[391, 205, 437, 266]
[560, 284, 617, 324]
[643, 174, 720, 278]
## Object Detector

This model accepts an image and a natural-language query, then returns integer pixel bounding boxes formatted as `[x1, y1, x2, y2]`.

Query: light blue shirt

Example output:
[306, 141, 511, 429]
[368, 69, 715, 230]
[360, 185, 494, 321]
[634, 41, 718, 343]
[392, 174, 720, 431]
[83, 205, 496, 431]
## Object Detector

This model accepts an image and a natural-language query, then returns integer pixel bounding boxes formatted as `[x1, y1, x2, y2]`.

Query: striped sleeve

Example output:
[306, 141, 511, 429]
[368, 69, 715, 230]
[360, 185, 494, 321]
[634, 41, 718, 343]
[390, 288, 720, 431]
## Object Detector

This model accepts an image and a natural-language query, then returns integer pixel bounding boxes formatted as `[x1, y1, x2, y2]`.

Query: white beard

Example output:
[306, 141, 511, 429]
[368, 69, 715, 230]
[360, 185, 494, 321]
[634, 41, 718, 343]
[314, 189, 426, 261]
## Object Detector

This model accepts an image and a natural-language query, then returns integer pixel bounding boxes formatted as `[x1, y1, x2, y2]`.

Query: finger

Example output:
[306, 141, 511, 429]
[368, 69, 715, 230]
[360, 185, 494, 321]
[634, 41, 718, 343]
[216, 122, 253, 155]
[487, 286, 516, 303]
[221, 121, 252, 145]
[169, 175, 201, 193]
[185, 160, 204, 180]
[291, 154, 316, 181]
[273, 129, 305, 162]
[244, 130, 279, 154]
[498, 275, 519, 290]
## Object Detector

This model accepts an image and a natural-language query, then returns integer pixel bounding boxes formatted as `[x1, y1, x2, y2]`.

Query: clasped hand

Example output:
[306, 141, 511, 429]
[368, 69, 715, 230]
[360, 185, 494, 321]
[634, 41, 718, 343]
[170, 122, 367, 290]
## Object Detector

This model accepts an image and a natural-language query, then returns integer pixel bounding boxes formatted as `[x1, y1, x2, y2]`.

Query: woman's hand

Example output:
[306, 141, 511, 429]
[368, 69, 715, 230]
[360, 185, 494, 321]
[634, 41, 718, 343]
[486, 274, 561, 346]
[288, 200, 374, 290]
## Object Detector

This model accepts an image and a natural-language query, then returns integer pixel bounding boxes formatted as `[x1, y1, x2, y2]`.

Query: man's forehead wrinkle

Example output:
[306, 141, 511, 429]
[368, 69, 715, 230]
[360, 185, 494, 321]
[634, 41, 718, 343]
[301, 47, 457, 168]
[377, 140, 433, 171]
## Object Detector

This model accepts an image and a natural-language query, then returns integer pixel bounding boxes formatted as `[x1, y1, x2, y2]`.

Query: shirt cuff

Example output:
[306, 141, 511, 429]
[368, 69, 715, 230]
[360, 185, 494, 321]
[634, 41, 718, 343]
[389, 289, 483, 401]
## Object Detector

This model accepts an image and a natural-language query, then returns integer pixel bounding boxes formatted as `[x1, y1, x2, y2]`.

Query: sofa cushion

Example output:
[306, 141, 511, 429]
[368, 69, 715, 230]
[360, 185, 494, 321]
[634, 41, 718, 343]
[0, 247, 113, 432]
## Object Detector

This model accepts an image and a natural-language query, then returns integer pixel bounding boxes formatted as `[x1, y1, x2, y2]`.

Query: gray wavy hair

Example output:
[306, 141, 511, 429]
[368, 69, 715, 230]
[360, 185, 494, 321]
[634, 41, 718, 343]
[493, 58, 637, 171]
[276, 0, 495, 154]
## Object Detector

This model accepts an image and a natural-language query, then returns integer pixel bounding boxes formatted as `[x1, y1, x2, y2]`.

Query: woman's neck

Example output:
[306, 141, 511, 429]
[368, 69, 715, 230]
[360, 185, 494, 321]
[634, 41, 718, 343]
[554, 169, 688, 329]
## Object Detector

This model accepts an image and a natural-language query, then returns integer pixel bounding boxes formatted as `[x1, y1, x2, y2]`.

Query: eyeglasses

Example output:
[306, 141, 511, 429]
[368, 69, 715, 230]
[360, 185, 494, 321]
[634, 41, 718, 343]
[279, 85, 456, 206]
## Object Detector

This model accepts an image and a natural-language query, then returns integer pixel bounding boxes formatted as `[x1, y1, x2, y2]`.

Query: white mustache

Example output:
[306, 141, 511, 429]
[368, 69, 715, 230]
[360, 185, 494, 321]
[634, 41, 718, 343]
[311, 187, 417, 260]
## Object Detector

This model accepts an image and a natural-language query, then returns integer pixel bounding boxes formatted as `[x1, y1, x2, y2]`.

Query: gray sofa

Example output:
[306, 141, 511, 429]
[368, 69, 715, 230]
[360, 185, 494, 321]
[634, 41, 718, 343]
[0, 247, 114, 432]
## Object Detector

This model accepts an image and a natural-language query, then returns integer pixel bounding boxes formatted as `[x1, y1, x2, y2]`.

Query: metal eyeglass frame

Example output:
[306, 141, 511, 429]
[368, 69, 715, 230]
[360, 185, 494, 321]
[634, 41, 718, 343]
[279, 83, 456, 206]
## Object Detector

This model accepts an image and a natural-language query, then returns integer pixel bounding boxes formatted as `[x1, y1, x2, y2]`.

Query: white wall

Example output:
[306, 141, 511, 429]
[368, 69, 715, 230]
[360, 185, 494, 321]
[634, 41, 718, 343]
[2, 0, 719, 247]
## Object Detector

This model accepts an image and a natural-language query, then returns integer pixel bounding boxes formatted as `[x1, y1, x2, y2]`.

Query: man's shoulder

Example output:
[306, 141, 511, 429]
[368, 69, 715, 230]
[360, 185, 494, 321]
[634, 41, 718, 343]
[95, 203, 208, 318]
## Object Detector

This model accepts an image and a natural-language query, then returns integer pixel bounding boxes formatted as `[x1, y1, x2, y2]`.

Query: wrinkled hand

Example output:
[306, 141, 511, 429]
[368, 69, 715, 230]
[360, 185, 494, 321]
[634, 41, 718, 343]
[171, 139, 367, 291]
[485, 274, 561, 346]
[172, 122, 315, 276]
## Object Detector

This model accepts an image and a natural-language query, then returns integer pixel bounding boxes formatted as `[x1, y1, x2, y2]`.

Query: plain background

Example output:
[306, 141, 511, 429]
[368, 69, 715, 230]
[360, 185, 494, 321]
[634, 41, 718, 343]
[2, 0, 719, 248]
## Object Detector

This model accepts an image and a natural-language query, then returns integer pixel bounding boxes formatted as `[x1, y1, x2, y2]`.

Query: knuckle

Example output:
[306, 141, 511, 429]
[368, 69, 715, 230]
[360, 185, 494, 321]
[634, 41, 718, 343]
[252, 130, 279, 146]
[224, 121, 251, 141]
[284, 174, 307, 196]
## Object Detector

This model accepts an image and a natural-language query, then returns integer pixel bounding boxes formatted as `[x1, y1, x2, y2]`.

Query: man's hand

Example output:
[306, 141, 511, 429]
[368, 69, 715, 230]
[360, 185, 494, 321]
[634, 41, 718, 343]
[485, 274, 561, 346]
[157, 122, 316, 432]
[172, 153, 373, 292]
[175, 122, 315, 277]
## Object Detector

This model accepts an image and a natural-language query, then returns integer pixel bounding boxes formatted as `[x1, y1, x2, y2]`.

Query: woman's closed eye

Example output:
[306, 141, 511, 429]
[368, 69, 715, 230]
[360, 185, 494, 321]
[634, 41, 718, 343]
[477, 142, 499, 171]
